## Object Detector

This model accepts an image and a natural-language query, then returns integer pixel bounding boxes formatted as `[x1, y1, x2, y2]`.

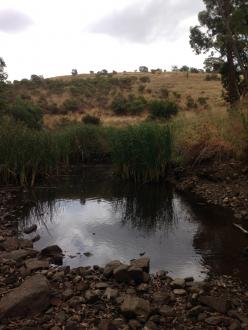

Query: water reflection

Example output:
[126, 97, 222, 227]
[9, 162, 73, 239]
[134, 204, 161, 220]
[18, 168, 248, 282]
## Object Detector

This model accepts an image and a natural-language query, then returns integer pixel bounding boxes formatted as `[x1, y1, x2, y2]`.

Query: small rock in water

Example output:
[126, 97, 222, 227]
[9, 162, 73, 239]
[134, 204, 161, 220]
[23, 224, 37, 234]
[139, 252, 146, 256]
[83, 252, 93, 257]
[32, 234, 40, 243]
[41, 245, 63, 265]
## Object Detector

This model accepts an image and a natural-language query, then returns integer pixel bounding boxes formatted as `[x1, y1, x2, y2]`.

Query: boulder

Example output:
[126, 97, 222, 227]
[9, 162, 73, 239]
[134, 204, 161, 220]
[0, 238, 33, 251]
[104, 288, 118, 300]
[25, 258, 50, 272]
[128, 267, 144, 283]
[41, 245, 63, 265]
[170, 278, 185, 289]
[103, 260, 122, 277]
[85, 290, 99, 303]
[23, 224, 37, 234]
[1, 249, 38, 262]
[130, 257, 150, 273]
[121, 296, 150, 319]
[0, 274, 50, 319]
[113, 265, 130, 282]
[199, 295, 230, 314]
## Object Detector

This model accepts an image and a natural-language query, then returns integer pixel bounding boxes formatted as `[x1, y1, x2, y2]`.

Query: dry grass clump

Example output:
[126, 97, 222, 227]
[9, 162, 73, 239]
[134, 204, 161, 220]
[172, 106, 247, 165]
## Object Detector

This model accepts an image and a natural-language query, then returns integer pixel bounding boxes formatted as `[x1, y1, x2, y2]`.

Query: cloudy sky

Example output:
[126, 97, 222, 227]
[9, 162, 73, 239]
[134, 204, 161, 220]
[0, 0, 205, 80]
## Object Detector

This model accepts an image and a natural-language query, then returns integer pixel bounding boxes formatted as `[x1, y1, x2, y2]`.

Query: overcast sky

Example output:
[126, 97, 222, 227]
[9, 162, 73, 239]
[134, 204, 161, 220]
[0, 0, 205, 80]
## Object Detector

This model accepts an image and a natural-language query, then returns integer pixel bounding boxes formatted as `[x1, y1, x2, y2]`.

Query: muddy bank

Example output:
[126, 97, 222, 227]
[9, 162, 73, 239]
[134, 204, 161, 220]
[0, 189, 248, 329]
[170, 160, 248, 226]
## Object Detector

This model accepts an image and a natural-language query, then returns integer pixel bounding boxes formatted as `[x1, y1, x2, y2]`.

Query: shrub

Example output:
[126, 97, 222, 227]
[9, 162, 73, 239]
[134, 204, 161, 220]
[82, 114, 101, 125]
[186, 96, 198, 109]
[172, 91, 181, 100]
[160, 87, 170, 98]
[197, 96, 209, 107]
[138, 84, 145, 93]
[127, 95, 147, 115]
[111, 95, 128, 115]
[63, 99, 80, 112]
[205, 73, 220, 81]
[8, 98, 43, 129]
[149, 100, 178, 120]
[139, 76, 150, 83]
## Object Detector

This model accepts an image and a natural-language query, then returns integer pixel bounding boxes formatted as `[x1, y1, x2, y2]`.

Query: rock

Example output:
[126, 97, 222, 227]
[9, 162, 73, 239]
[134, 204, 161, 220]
[113, 265, 130, 282]
[152, 291, 170, 304]
[62, 289, 74, 300]
[1, 249, 38, 261]
[1, 237, 19, 251]
[41, 245, 63, 265]
[130, 257, 150, 273]
[205, 316, 229, 326]
[98, 320, 118, 330]
[137, 283, 149, 292]
[159, 305, 174, 316]
[85, 290, 99, 303]
[173, 289, 187, 296]
[23, 224, 37, 234]
[199, 295, 230, 314]
[229, 320, 241, 330]
[104, 288, 118, 300]
[25, 258, 50, 272]
[129, 319, 142, 329]
[170, 278, 185, 289]
[103, 260, 122, 277]
[121, 296, 150, 319]
[0, 274, 50, 319]
[95, 282, 109, 289]
[32, 234, 41, 243]
[128, 266, 144, 283]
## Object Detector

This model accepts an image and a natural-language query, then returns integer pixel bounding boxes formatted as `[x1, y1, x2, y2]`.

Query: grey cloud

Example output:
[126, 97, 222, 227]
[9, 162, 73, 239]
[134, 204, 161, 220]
[89, 0, 204, 43]
[0, 9, 33, 33]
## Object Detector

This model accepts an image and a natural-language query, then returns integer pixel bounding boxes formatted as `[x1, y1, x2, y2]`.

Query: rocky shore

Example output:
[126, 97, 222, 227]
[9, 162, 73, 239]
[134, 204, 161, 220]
[1, 160, 248, 330]
[0, 188, 248, 329]
[171, 160, 248, 227]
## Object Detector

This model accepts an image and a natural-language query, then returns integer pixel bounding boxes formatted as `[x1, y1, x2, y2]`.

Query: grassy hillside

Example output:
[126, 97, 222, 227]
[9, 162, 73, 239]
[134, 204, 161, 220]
[11, 72, 225, 127]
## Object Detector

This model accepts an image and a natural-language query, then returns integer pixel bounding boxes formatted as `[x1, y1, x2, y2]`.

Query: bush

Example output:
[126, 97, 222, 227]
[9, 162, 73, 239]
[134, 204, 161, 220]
[8, 98, 43, 129]
[139, 76, 150, 83]
[186, 96, 198, 109]
[111, 95, 128, 115]
[160, 87, 170, 98]
[82, 114, 101, 125]
[138, 84, 145, 93]
[205, 73, 220, 81]
[63, 99, 80, 112]
[149, 100, 178, 120]
[197, 96, 209, 107]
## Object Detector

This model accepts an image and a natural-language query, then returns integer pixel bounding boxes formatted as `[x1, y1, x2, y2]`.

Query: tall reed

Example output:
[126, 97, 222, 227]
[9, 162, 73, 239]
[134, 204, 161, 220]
[110, 123, 172, 182]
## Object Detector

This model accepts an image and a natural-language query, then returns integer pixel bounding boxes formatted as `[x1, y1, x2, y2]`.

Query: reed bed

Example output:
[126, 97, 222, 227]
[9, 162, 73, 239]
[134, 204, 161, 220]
[0, 121, 172, 186]
[110, 123, 172, 182]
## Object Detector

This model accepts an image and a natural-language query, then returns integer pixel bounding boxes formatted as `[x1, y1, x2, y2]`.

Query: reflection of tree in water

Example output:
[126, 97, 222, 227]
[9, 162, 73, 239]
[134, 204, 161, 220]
[112, 183, 176, 234]
[18, 189, 60, 230]
[191, 205, 248, 282]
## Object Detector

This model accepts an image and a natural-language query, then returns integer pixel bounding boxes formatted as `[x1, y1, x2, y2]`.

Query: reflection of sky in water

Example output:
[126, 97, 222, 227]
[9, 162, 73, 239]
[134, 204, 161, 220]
[23, 193, 206, 280]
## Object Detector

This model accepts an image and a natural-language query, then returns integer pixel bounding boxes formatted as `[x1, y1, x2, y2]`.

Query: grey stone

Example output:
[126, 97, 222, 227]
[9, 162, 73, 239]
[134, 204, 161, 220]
[104, 288, 118, 300]
[103, 260, 122, 277]
[1, 249, 37, 261]
[25, 258, 50, 272]
[199, 295, 230, 314]
[121, 296, 150, 319]
[128, 266, 144, 283]
[130, 257, 150, 273]
[170, 278, 185, 289]
[0, 274, 50, 319]
[23, 224, 37, 234]
[113, 265, 130, 282]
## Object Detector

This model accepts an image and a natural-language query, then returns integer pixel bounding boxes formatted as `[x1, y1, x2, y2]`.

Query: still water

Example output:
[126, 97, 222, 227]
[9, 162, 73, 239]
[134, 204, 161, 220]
[19, 167, 248, 281]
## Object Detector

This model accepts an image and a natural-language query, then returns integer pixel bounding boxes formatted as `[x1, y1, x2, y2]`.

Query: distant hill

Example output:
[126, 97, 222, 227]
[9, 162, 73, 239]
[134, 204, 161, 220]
[11, 72, 225, 127]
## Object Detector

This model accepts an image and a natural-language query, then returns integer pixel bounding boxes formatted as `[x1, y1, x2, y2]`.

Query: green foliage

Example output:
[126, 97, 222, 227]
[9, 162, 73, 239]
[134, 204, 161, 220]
[7, 98, 43, 129]
[111, 94, 147, 116]
[197, 96, 209, 107]
[139, 76, 150, 83]
[138, 84, 145, 93]
[149, 100, 178, 120]
[110, 123, 172, 182]
[82, 114, 101, 125]
[0, 57, 8, 83]
[63, 99, 80, 112]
